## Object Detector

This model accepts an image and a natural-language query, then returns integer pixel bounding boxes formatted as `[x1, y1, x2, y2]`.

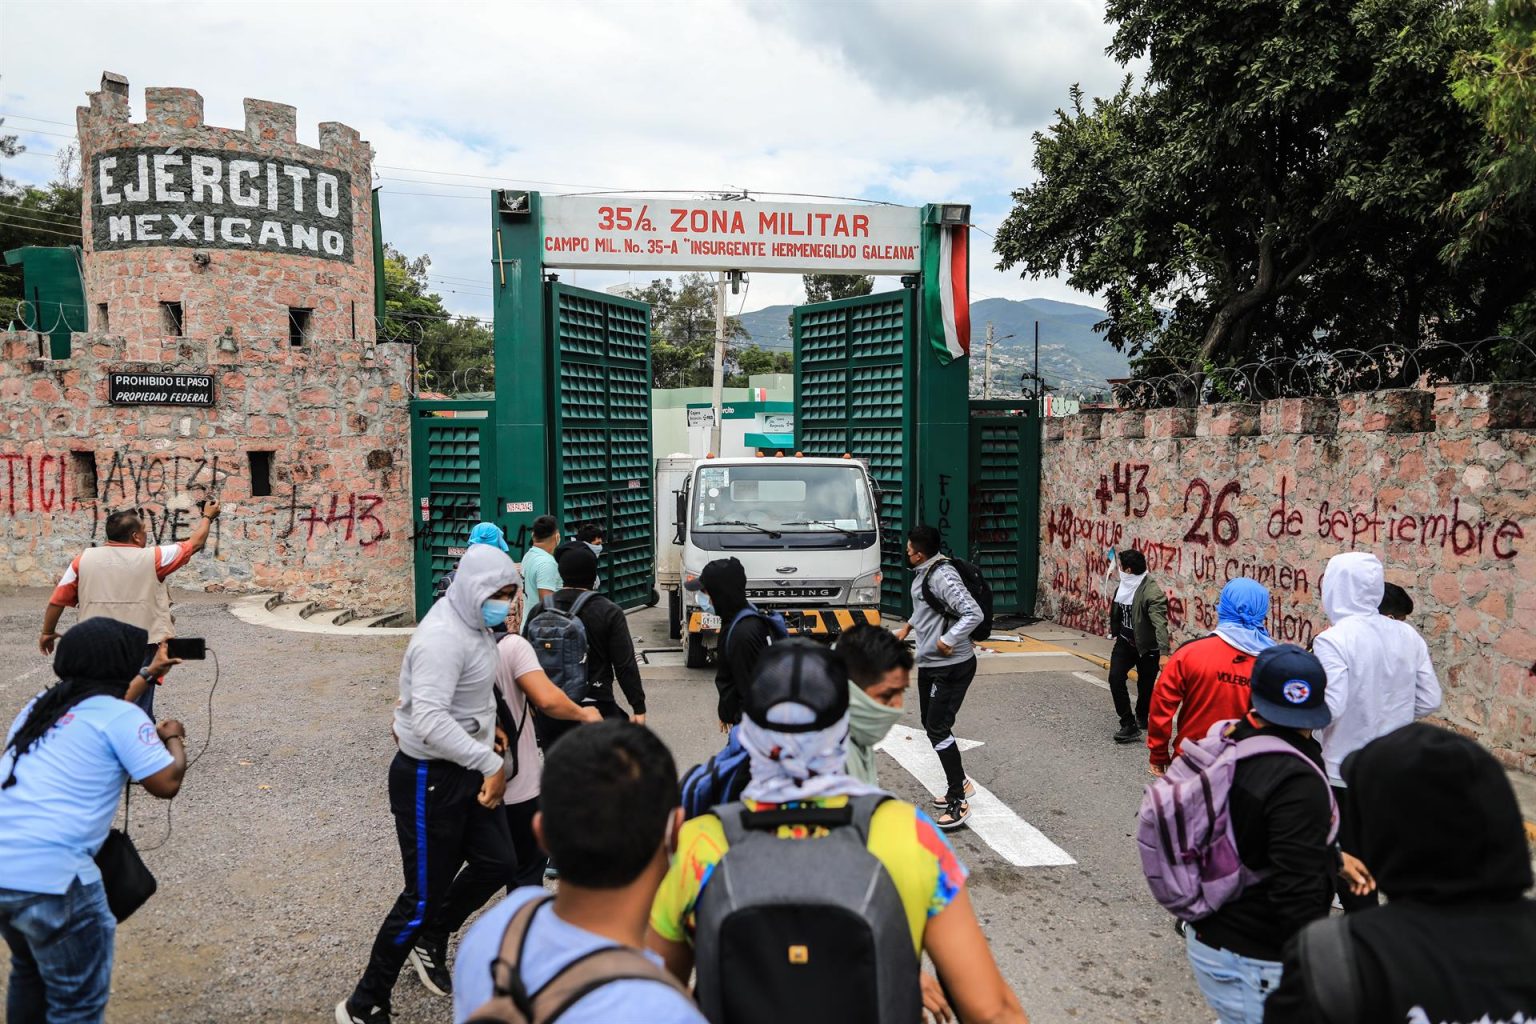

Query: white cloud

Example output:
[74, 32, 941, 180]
[0, 0, 1122, 317]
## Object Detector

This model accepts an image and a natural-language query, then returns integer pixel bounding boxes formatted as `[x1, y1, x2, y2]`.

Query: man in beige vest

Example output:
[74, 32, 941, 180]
[40, 502, 221, 714]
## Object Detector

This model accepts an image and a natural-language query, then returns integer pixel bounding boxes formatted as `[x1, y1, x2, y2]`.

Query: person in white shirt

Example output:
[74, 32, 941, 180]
[1313, 551, 1441, 911]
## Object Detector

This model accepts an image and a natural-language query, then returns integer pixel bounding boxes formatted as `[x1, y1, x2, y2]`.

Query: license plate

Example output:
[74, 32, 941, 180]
[699, 613, 721, 631]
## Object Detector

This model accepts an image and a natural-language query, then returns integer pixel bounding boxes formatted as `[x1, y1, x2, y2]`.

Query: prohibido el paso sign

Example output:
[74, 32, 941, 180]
[91, 146, 354, 262]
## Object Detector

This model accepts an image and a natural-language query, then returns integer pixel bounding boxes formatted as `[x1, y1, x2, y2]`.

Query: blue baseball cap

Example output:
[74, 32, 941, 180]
[1250, 644, 1332, 730]
[467, 522, 510, 552]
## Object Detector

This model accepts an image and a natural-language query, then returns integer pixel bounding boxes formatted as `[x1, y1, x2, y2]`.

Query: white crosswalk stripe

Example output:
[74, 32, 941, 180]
[876, 724, 1076, 867]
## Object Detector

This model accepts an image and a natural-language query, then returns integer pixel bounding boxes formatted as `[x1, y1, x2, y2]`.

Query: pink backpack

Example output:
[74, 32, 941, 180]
[1137, 719, 1338, 921]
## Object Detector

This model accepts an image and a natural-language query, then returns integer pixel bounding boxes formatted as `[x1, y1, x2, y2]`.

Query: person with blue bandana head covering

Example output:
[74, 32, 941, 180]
[432, 523, 511, 609]
[1146, 577, 1277, 776]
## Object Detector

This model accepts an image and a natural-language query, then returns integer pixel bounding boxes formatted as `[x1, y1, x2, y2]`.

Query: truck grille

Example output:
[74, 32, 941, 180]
[748, 586, 842, 602]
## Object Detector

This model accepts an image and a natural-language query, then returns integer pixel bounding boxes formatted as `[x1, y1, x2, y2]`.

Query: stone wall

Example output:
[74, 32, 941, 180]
[0, 327, 413, 611]
[0, 73, 412, 613]
[1039, 386, 1536, 772]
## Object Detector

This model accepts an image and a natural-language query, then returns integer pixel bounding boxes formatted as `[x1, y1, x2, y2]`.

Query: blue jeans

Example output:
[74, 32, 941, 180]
[0, 880, 116, 1024]
[1185, 930, 1283, 1024]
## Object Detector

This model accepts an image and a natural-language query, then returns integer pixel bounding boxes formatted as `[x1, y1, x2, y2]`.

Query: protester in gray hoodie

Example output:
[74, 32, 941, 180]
[894, 524, 982, 831]
[339, 544, 521, 1024]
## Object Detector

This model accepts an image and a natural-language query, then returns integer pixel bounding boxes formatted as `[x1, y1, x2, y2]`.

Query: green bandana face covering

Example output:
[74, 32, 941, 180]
[845, 682, 903, 786]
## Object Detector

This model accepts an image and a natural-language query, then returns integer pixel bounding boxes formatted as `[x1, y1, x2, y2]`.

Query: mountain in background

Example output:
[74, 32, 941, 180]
[736, 296, 1129, 395]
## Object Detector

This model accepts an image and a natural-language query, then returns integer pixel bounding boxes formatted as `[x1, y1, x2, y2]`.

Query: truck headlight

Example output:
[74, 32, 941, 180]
[850, 570, 883, 606]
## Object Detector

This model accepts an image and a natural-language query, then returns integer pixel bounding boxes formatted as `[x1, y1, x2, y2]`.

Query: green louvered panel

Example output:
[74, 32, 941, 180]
[409, 400, 495, 621]
[549, 283, 654, 609]
[968, 402, 1041, 616]
[793, 290, 917, 617]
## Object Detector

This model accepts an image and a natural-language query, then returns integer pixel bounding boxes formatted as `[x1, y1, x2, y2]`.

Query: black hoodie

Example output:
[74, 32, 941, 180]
[700, 558, 774, 726]
[1265, 724, 1536, 1024]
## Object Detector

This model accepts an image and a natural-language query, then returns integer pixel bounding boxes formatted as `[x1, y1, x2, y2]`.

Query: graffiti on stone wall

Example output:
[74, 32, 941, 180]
[0, 448, 392, 556]
[1046, 463, 1526, 647]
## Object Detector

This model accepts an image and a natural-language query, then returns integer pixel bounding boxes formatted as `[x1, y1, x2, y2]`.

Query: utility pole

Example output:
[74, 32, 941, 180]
[1033, 319, 1041, 406]
[983, 321, 994, 399]
[709, 271, 727, 455]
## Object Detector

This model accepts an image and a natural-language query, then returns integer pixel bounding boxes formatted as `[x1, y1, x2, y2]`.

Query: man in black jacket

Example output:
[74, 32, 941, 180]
[686, 557, 777, 731]
[534, 546, 645, 751]
[1264, 723, 1536, 1024]
[1184, 644, 1338, 1024]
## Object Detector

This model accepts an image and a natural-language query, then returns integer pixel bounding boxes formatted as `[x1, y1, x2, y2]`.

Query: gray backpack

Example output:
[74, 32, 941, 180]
[693, 794, 920, 1024]
[522, 593, 593, 703]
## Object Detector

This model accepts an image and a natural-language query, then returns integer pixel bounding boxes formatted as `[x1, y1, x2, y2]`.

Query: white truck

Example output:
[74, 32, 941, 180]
[656, 454, 884, 668]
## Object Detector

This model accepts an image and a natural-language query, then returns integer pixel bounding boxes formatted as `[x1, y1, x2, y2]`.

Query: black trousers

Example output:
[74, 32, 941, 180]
[1331, 785, 1380, 912]
[1108, 637, 1159, 728]
[535, 701, 627, 751]
[504, 796, 547, 891]
[918, 658, 977, 801]
[353, 753, 516, 1007]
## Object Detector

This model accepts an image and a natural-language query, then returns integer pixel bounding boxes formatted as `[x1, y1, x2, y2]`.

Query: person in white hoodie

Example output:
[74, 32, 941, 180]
[339, 544, 521, 1024]
[1313, 551, 1442, 912]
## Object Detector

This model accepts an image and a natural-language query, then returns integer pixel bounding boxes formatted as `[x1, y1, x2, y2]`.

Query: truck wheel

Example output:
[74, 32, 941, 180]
[667, 590, 682, 640]
[685, 632, 709, 669]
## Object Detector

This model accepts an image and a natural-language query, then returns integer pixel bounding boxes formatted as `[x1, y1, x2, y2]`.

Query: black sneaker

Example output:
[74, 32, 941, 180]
[1136, 717, 1149, 731]
[1113, 723, 1142, 744]
[335, 997, 391, 1024]
[407, 941, 452, 996]
[935, 798, 971, 831]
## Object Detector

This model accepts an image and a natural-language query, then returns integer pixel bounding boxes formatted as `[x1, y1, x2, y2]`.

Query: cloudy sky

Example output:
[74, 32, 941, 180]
[1, 0, 1127, 321]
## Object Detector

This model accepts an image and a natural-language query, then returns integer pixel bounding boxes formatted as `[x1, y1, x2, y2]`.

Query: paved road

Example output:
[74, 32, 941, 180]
[0, 589, 1202, 1023]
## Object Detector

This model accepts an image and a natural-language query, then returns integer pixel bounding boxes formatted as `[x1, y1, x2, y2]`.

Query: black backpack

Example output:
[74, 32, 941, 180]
[919, 557, 994, 641]
[692, 796, 921, 1024]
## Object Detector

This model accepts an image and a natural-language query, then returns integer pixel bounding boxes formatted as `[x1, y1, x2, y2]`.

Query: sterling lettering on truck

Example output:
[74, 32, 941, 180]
[748, 587, 840, 600]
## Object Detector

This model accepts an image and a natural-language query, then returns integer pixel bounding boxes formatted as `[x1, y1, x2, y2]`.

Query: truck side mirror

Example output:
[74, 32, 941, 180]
[674, 488, 687, 544]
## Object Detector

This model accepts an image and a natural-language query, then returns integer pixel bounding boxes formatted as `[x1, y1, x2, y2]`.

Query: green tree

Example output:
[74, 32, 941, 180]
[995, 0, 1526, 385]
[802, 273, 873, 303]
[726, 344, 792, 387]
[0, 131, 84, 316]
[1446, 0, 1536, 341]
[638, 273, 748, 389]
[380, 243, 493, 391]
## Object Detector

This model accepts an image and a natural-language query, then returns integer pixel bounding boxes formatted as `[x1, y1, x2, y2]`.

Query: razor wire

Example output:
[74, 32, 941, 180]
[1108, 337, 1536, 409]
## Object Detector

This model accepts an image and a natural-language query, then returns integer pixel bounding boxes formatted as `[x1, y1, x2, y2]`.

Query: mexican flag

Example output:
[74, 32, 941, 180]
[923, 222, 970, 364]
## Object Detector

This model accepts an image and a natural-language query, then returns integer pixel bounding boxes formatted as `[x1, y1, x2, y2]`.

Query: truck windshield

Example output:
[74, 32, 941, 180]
[692, 464, 876, 533]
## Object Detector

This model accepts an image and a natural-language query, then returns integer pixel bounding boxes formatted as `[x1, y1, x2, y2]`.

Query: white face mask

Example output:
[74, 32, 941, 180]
[587, 541, 604, 558]
[697, 593, 714, 614]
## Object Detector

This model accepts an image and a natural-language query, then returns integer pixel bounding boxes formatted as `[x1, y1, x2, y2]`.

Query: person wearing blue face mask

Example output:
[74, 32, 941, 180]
[338, 545, 522, 1024]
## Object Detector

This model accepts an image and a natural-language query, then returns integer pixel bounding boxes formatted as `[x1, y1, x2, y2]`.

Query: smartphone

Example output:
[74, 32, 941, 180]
[166, 637, 206, 660]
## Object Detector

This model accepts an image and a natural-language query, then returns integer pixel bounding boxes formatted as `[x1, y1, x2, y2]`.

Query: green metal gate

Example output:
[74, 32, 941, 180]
[409, 400, 496, 619]
[968, 401, 1041, 617]
[793, 290, 917, 616]
[547, 283, 654, 609]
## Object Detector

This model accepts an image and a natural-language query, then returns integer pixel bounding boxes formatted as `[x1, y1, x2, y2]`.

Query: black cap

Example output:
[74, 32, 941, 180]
[1249, 644, 1331, 729]
[743, 640, 849, 733]
[558, 545, 598, 589]
[685, 557, 745, 593]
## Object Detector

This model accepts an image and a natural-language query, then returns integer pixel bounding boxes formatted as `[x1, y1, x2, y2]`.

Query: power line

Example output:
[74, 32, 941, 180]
[0, 113, 75, 128]
[0, 201, 81, 226]
[0, 211, 82, 234]
[0, 221, 81, 241]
